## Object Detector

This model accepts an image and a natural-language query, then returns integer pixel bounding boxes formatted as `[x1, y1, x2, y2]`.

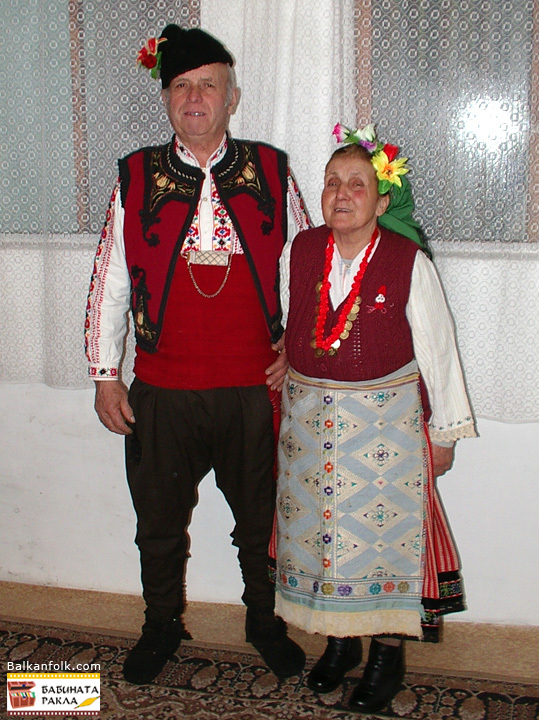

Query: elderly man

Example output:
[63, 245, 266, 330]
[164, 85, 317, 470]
[85, 25, 310, 685]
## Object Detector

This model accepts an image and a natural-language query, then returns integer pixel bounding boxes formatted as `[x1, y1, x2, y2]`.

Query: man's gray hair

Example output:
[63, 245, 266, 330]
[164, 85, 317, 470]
[225, 65, 237, 107]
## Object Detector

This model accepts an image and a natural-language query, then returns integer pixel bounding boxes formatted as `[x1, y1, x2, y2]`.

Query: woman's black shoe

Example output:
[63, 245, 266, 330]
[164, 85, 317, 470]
[349, 638, 405, 712]
[307, 636, 362, 693]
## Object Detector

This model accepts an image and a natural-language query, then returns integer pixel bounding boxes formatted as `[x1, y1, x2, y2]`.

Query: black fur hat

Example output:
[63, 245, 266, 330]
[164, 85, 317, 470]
[159, 25, 233, 88]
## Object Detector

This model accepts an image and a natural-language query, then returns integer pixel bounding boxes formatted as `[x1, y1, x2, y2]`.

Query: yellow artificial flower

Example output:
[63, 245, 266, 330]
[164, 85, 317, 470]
[371, 151, 409, 191]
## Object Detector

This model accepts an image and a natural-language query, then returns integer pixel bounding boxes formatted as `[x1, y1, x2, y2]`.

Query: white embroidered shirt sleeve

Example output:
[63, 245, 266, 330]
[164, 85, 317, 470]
[407, 251, 477, 443]
[287, 167, 311, 239]
[85, 182, 131, 380]
[280, 168, 312, 328]
[280, 236, 293, 329]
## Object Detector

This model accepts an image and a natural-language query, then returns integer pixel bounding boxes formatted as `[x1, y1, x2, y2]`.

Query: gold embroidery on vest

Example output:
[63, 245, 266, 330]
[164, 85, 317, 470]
[131, 265, 158, 345]
[149, 150, 196, 212]
[220, 145, 264, 199]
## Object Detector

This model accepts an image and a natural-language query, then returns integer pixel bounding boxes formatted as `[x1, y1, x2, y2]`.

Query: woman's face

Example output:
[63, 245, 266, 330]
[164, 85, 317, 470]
[321, 153, 389, 239]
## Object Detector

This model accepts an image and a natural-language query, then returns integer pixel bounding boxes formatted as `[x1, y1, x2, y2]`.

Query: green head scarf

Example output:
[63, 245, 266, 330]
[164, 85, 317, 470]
[378, 176, 424, 247]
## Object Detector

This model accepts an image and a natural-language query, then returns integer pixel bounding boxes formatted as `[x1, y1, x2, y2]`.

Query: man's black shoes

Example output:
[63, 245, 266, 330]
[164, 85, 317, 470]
[307, 636, 362, 693]
[124, 610, 305, 684]
[123, 617, 190, 685]
[245, 609, 306, 679]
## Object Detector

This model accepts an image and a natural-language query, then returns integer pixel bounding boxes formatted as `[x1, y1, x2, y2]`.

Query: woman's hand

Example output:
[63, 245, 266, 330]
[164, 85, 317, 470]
[431, 443, 455, 477]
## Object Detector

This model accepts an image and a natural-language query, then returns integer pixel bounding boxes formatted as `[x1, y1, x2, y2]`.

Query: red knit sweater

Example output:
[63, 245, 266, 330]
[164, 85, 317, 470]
[134, 254, 275, 389]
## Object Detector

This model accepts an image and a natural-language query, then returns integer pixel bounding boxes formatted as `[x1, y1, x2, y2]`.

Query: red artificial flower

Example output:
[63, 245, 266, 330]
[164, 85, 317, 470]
[147, 37, 160, 54]
[383, 143, 399, 162]
[136, 37, 166, 73]
[137, 48, 157, 69]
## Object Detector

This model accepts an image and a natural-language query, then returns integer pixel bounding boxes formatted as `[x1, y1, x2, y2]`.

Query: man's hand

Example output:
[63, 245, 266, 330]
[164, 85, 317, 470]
[431, 443, 455, 478]
[94, 380, 135, 435]
[265, 336, 288, 392]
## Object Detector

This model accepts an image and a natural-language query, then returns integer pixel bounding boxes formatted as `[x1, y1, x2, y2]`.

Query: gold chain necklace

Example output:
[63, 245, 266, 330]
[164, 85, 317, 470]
[186, 252, 233, 298]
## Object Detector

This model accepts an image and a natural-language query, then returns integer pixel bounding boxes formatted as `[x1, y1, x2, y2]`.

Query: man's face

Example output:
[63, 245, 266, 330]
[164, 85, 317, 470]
[162, 63, 237, 152]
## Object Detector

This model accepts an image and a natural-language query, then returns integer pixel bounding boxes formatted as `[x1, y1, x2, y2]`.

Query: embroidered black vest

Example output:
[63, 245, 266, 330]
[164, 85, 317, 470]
[119, 135, 289, 352]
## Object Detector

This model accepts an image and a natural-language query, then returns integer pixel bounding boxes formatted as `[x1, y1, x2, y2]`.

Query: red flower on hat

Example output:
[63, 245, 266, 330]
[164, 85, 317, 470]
[136, 37, 167, 77]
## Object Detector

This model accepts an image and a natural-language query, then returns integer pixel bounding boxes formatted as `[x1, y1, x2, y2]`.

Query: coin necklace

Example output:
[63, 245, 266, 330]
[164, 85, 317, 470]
[311, 228, 377, 357]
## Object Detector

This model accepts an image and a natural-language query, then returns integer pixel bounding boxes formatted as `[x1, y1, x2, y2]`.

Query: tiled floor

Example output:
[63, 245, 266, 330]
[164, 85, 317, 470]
[1, 581, 537, 682]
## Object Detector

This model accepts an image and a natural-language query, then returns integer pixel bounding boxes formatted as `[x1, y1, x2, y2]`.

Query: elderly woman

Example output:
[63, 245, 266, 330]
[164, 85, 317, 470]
[276, 125, 476, 713]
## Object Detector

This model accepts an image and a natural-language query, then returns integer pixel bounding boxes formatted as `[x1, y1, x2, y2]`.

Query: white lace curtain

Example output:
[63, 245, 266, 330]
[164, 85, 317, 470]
[1, 0, 538, 422]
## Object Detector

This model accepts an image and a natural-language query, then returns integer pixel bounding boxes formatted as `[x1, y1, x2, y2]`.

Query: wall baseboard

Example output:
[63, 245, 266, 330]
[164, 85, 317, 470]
[1, 581, 537, 683]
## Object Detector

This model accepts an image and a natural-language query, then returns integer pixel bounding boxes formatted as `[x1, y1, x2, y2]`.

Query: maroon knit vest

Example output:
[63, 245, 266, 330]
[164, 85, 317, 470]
[286, 225, 419, 382]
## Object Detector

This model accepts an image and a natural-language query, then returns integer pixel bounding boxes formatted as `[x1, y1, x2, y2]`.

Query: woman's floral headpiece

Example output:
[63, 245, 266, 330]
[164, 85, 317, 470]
[332, 122, 426, 248]
[332, 123, 409, 195]
[136, 37, 167, 80]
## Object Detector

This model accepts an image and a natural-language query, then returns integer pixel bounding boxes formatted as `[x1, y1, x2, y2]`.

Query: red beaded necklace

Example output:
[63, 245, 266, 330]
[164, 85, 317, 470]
[311, 228, 378, 356]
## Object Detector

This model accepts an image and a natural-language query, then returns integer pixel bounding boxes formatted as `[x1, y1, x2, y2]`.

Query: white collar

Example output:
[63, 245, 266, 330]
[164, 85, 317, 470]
[174, 134, 228, 169]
